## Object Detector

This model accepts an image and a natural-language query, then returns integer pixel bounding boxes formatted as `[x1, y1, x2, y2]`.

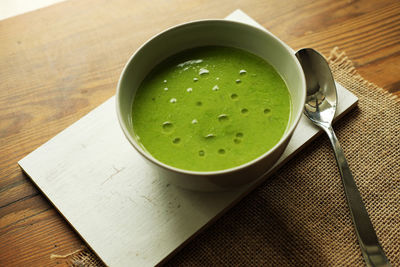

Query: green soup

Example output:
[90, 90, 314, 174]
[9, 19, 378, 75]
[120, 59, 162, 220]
[131, 46, 291, 171]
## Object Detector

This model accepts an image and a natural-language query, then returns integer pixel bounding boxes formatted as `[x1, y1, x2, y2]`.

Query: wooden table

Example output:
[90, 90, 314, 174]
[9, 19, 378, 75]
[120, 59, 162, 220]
[1, 0, 399, 265]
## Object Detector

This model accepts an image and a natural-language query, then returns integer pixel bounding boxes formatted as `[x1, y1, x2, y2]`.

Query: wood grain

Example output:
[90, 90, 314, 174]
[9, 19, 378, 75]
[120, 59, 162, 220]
[0, 0, 399, 266]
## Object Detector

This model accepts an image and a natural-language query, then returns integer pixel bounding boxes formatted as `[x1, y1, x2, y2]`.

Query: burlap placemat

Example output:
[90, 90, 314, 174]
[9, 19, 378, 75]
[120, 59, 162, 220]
[55, 48, 399, 266]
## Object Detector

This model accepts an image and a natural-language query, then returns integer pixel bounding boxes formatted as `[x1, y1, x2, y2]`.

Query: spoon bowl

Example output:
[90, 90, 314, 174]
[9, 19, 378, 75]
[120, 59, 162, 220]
[296, 48, 337, 127]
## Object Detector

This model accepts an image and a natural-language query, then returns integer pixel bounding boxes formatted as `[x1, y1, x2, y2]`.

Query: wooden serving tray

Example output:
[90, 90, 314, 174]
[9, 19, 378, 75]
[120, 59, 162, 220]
[19, 10, 358, 266]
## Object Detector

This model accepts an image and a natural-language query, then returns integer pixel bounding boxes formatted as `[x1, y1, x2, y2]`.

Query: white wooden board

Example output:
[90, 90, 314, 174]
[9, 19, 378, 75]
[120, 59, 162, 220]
[19, 10, 358, 267]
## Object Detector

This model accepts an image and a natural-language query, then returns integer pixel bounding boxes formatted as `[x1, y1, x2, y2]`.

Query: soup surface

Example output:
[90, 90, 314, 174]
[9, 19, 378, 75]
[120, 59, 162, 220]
[131, 46, 291, 171]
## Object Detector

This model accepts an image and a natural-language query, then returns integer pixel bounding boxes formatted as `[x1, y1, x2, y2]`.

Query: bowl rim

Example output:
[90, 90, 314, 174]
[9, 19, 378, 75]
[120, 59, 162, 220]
[116, 19, 306, 176]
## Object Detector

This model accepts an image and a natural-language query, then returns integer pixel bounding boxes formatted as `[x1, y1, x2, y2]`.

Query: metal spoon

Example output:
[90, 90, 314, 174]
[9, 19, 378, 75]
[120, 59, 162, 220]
[296, 48, 390, 267]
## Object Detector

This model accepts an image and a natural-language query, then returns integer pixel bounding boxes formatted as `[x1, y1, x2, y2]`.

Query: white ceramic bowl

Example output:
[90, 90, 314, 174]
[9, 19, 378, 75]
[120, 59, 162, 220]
[116, 20, 306, 191]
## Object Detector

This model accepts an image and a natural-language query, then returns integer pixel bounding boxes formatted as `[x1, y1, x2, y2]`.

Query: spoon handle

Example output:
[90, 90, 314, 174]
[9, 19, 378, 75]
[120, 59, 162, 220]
[322, 125, 391, 267]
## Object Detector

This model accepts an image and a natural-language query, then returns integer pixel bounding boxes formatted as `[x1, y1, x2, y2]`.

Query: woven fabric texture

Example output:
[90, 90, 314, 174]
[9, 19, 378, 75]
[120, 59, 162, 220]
[58, 48, 400, 267]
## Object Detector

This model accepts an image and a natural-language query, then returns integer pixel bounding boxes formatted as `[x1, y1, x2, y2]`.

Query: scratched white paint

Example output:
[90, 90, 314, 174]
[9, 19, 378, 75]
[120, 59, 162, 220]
[18, 10, 358, 267]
